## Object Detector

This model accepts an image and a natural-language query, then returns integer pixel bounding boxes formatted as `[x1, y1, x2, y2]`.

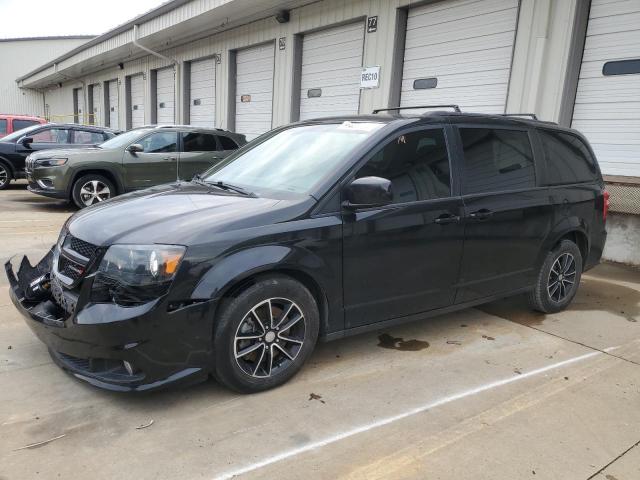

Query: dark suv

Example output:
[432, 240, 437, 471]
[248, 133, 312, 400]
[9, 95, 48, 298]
[6, 107, 608, 393]
[0, 123, 119, 190]
[26, 125, 246, 208]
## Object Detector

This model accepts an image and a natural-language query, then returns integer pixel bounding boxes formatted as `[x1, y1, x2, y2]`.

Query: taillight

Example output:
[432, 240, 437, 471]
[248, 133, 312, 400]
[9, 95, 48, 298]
[603, 190, 610, 221]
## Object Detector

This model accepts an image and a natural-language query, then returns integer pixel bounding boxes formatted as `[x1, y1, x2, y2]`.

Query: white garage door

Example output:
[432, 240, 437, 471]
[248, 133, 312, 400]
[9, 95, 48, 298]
[73, 88, 83, 123]
[108, 80, 119, 130]
[190, 58, 216, 127]
[299, 22, 364, 120]
[156, 67, 175, 125]
[571, 0, 640, 177]
[235, 43, 275, 141]
[401, 0, 519, 113]
[91, 84, 101, 125]
[130, 74, 145, 129]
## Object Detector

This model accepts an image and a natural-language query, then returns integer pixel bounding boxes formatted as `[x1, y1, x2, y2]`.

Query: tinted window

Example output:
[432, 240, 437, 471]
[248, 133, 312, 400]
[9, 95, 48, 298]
[13, 119, 40, 131]
[182, 132, 218, 152]
[357, 128, 451, 203]
[31, 128, 71, 144]
[460, 128, 535, 194]
[139, 132, 177, 153]
[73, 130, 105, 144]
[603, 59, 640, 76]
[219, 135, 238, 150]
[0, 119, 6, 134]
[538, 130, 597, 184]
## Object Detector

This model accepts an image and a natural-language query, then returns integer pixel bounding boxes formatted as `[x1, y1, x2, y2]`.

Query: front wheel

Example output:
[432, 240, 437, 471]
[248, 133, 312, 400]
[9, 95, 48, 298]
[0, 163, 12, 190]
[213, 275, 320, 393]
[528, 239, 583, 313]
[71, 174, 115, 208]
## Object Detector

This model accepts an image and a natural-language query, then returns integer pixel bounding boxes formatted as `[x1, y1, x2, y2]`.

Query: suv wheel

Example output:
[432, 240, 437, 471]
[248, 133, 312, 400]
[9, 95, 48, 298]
[213, 275, 319, 393]
[0, 163, 11, 190]
[528, 239, 583, 314]
[72, 174, 115, 208]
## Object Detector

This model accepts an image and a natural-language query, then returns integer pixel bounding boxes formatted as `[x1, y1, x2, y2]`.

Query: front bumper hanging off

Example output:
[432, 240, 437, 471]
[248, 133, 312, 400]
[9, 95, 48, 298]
[5, 250, 212, 392]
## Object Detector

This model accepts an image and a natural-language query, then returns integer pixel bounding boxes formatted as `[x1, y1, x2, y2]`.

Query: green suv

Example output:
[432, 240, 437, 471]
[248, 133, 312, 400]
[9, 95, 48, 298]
[26, 126, 246, 208]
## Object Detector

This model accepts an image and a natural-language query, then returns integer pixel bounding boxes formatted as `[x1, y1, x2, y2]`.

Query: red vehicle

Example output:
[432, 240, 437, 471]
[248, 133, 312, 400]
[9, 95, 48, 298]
[0, 114, 46, 138]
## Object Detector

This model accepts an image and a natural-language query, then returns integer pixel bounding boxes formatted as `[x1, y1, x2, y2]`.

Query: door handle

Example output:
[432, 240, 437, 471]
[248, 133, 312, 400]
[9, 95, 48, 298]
[468, 209, 493, 220]
[162, 156, 177, 161]
[434, 213, 461, 225]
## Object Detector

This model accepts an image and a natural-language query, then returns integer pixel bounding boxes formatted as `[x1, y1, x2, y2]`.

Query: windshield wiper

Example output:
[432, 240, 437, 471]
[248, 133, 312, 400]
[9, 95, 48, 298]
[191, 175, 256, 197]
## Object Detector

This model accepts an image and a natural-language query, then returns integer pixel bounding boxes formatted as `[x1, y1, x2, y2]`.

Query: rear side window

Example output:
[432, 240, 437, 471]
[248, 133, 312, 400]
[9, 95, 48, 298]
[460, 128, 535, 194]
[538, 130, 597, 184]
[182, 132, 218, 152]
[356, 128, 451, 203]
[73, 130, 105, 144]
[13, 119, 40, 131]
[219, 135, 238, 150]
[0, 119, 6, 134]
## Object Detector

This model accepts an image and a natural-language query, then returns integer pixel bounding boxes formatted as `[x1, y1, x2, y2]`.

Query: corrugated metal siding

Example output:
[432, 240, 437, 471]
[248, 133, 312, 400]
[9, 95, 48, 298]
[299, 21, 365, 120]
[571, 0, 640, 177]
[400, 0, 519, 113]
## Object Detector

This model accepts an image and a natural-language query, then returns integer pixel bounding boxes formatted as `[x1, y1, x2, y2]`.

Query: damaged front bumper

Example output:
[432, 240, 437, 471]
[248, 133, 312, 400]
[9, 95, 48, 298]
[6, 250, 213, 392]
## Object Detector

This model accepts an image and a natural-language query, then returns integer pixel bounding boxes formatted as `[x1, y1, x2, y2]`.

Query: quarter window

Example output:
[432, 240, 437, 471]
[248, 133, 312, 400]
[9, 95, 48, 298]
[138, 132, 177, 153]
[73, 130, 105, 144]
[538, 130, 597, 184]
[219, 135, 238, 150]
[460, 128, 535, 194]
[181, 132, 218, 152]
[356, 128, 451, 203]
[31, 128, 71, 144]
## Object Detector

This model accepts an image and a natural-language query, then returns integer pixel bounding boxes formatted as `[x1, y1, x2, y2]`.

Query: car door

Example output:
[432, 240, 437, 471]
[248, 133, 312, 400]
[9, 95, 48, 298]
[342, 126, 465, 328]
[178, 131, 223, 180]
[455, 125, 554, 303]
[123, 131, 178, 189]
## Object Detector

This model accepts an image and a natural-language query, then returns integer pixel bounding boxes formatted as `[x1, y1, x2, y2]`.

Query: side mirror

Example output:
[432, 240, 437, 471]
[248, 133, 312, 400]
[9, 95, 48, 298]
[126, 143, 144, 154]
[19, 136, 33, 148]
[343, 176, 393, 210]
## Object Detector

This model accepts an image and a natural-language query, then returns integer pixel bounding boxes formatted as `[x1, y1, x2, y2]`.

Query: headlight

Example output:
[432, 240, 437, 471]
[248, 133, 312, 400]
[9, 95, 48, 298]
[91, 244, 186, 306]
[35, 157, 67, 167]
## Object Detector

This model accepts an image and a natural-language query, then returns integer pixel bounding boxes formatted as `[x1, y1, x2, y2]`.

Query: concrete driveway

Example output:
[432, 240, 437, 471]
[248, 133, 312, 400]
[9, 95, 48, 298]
[1, 182, 639, 480]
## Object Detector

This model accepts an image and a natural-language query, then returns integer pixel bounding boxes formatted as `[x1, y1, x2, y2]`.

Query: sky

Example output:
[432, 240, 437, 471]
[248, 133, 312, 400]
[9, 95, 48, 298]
[0, 0, 168, 39]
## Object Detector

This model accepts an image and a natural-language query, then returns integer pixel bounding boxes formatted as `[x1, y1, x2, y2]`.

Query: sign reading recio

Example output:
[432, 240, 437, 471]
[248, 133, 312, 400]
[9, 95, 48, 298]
[361, 66, 380, 89]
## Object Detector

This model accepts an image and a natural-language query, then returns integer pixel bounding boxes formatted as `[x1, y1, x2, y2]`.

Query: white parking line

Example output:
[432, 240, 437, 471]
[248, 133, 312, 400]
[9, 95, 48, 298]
[213, 348, 618, 480]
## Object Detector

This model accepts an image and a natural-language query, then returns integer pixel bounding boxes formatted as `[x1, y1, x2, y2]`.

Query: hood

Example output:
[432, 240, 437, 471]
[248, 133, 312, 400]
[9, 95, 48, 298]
[67, 182, 305, 246]
[28, 147, 105, 159]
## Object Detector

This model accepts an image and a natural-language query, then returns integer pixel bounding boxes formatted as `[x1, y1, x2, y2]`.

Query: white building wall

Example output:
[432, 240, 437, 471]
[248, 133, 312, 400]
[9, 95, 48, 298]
[0, 37, 91, 117]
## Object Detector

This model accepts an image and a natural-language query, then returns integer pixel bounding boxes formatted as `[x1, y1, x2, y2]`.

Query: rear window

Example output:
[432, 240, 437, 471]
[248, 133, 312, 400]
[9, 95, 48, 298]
[460, 128, 535, 194]
[219, 135, 238, 150]
[538, 130, 598, 184]
[0, 119, 6, 135]
[13, 119, 40, 131]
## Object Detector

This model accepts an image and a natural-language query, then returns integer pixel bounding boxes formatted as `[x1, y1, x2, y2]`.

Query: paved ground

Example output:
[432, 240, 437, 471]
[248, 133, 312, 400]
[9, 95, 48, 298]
[1, 181, 639, 480]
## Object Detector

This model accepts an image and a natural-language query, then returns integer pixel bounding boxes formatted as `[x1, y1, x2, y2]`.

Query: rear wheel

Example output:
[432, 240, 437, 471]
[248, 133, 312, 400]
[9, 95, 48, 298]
[213, 275, 319, 393]
[72, 174, 115, 208]
[0, 163, 12, 190]
[528, 239, 583, 313]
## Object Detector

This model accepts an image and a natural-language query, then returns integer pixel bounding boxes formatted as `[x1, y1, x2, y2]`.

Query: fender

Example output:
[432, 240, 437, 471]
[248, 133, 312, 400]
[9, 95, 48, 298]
[535, 216, 590, 271]
[0, 156, 15, 178]
[191, 244, 339, 335]
[68, 165, 125, 197]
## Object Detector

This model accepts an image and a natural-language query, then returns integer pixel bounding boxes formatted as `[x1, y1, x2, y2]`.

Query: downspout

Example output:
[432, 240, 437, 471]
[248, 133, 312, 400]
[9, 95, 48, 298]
[133, 23, 181, 180]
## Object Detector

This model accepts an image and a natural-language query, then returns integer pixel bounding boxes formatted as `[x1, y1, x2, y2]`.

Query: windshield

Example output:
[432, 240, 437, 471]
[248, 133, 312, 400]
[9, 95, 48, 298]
[99, 128, 152, 149]
[0, 124, 43, 143]
[203, 122, 384, 195]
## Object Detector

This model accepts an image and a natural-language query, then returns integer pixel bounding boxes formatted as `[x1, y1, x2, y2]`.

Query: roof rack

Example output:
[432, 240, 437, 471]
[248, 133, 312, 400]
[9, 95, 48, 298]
[372, 105, 461, 114]
[500, 113, 538, 120]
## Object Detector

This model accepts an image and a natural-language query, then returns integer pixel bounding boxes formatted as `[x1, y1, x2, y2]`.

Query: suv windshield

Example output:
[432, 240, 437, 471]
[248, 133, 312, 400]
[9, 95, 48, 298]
[203, 122, 384, 195]
[99, 129, 152, 149]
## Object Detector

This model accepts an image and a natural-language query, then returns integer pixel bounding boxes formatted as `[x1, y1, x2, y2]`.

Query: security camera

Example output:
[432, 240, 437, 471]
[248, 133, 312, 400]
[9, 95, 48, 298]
[275, 10, 290, 23]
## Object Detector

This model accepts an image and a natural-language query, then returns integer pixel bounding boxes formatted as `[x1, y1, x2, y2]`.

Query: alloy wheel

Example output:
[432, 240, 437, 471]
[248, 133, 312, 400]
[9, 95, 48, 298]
[0, 165, 8, 188]
[234, 298, 306, 378]
[79, 180, 111, 206]
[547, 252, 576, 302]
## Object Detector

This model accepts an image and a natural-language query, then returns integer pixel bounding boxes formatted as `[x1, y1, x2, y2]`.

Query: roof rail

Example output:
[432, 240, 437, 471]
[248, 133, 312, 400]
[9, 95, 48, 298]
[500, 113, 539, 120]
[372, 105, 461, 114]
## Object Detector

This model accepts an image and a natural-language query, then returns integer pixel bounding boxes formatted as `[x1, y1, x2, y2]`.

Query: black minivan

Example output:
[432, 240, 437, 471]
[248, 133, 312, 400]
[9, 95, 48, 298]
[6, 107, 608, 393]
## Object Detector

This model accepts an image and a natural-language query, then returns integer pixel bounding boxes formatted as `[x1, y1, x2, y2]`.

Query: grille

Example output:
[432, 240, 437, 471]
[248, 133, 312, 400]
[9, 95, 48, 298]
[57, 256, 85, 282]
[67, 236, 98, 259]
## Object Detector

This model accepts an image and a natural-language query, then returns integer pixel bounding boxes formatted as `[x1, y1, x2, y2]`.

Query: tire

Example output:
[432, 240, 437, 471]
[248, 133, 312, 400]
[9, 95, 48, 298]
[213, 275, 320, 393]
[71, 174, 115, 209]
[0, 163, 12, 190]
[528, 239, 583, 314]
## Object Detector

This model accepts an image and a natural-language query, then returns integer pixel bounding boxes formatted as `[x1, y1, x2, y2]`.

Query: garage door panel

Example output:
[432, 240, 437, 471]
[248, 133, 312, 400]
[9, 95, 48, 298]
[190, 58, 216, 127]
[401, 0, 517, 113]
[299, 22, 364, 121]
[156, 67, 175, 125]
[91, 85, 101, 125]
[130, 74, 145, 129]
[572, 0, 640, 177]
[108, 80, 119, 130]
